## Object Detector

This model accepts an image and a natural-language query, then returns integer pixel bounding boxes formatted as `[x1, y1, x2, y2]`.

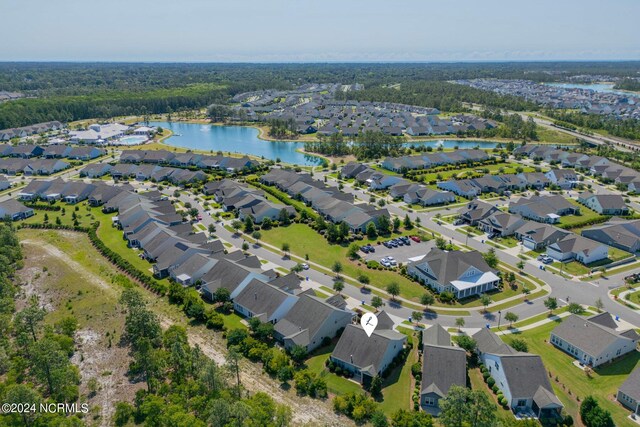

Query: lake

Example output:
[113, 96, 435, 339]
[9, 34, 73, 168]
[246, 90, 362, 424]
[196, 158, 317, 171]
[151, 121, 498, 166]
[544, 82, 636, 96]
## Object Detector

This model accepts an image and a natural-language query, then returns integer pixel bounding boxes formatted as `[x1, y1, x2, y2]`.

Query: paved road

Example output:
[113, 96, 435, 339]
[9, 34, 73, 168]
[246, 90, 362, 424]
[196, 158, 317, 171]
[316, 170, 640, 328]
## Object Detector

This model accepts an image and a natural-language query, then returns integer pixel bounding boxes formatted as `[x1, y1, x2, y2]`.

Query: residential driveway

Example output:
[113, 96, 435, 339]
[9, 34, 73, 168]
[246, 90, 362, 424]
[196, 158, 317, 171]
[364, 239, 436, 264]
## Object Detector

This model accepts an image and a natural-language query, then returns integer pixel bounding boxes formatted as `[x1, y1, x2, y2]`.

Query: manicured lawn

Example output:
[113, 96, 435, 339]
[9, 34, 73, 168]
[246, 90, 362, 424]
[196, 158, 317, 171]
[259, 223, 430, 302]
[506, 320, 640, 426]
[558, 200, 607, 228]
[552, 261, 590, 276]
[492, 235, 519, 248]
[408, 161, 537, 183]
[305, 345, 362, 396]
[536, 127, 581, 145]
[461, 226, 483, 236]
[378, 338, 416, 416]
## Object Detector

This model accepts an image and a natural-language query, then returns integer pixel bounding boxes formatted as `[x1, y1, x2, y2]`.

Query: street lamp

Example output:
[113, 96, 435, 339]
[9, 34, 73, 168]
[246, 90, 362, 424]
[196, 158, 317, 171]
[497, 310, 502, 329]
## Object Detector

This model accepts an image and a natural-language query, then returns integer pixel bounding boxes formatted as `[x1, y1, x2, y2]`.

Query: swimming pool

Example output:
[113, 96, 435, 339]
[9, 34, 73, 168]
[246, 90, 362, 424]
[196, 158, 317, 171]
[115, 135, 148, 145]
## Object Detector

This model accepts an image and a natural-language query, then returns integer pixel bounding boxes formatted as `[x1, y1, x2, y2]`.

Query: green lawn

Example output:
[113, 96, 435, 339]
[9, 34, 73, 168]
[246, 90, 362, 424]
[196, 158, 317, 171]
[558, 200, 607, 228]
[259, 223, 430, 302]
[305, 345, 362, 396]
[506, 320, 640, 426]
[536, 127, 581, 145]
[407, 161, 538, 183]
[492, 235, 519, 248]
[377, 337, 417, 416]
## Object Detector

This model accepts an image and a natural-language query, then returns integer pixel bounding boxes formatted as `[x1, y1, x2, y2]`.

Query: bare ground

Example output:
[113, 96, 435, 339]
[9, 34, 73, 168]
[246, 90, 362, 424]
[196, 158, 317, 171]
[18, 231, 352, 427]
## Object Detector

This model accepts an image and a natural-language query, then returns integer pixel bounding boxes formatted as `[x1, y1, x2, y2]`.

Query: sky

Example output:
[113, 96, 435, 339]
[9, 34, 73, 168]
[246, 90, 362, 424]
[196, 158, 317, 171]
[0, 0, 638, 62]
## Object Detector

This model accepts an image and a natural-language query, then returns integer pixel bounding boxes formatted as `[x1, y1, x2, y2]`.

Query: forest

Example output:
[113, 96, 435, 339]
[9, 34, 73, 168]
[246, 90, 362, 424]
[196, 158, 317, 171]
[1, 62, 639, 131]
[546, 110, 640, 140]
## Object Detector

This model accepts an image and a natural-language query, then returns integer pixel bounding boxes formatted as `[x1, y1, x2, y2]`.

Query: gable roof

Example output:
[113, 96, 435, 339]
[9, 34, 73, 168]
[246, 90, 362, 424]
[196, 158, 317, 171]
[551, 313, 639, 357]
[421, 345, 467, 398]
[331, 324, 405, 373]
[422, 324, 451, 347]
[619, 366, 640, 402]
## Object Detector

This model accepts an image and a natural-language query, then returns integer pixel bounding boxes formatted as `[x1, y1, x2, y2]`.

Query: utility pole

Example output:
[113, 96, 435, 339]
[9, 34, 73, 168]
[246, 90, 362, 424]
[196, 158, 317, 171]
[497, 310, 502, 329]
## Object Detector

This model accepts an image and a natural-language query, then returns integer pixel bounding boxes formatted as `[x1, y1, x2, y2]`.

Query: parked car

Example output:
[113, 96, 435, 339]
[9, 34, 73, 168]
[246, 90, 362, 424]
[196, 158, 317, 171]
[383, 241, 392, 248]
[387, 256, 397, 266]
[389, 240, 398, 247]
[361, 245, 371, 253]
[381, 258, 392, 267]
[301, 263, 309, 270]
[453, 219, 464, 226]
[410, 235, 421, 243]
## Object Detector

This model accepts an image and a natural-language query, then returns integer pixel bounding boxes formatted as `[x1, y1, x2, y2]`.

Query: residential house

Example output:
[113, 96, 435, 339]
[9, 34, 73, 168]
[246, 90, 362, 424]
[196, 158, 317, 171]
[0, 175, 10, 191]
[407, 248, 500, 299]
[545, 169, 578, 189]
[617, 367, 640, 415]
[0, 199, 34, 221]
[458, 200, 499, 226]
[473, 329, 563, 419]
[420, 325, 466, 415]
[479, 212, 527, 237]
[509, 195, 578, 224]
[577, 192, 629, 215]
[274, 294, 354, 352]
[233, 279, 298, 323]
[330, 322, 406, 387]
[581, 218, 640, 253]
[550, 312, 639, 367]
[546, 234, 608, 264]
[514, 222, 569, 250]
[437, 179, 481, 198]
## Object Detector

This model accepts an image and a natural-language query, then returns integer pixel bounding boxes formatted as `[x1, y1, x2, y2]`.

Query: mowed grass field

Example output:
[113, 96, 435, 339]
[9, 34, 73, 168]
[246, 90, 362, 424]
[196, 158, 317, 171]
[503, 319, 640, 426]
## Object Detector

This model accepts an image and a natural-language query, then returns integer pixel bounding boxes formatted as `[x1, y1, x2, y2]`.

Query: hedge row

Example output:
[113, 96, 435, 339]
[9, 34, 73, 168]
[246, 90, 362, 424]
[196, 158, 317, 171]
[87, 223, 167, 295]
[23, 202, 62, 211]
[20, 221, 168, 295]
[248, 180, 318, 221]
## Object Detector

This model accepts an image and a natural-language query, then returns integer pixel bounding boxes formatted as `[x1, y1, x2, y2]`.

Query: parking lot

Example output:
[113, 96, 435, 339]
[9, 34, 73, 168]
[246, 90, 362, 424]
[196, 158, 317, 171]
[363, 239, 436, 265]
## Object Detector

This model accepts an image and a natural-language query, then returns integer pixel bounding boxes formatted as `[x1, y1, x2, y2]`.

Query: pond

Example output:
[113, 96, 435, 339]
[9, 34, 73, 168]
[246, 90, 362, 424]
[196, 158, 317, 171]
[151, 121, 499, 166]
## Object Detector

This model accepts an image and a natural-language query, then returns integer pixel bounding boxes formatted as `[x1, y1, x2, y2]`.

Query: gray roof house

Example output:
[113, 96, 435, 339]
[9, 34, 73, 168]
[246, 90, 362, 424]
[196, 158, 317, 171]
[514, 221, 569, 250]
[617, 366, 640, 415]
[0, 175, 10, 191]
[420, 324, 467, 416]
[407, 248, 500, 299]
[274, 294, 354, 352]
[0, 199, 34, 221]
[458, 200, 499, 226]
[546, 234, 608, 265]
[577, 192, 629, 215]
[581, 218, 640, 253]
[509, 195, 578, 223]
[330, 323, 406, 388]
[478, 212, 527, 237]
[473, 329, 563, 420]
[551, 313, 640, 368]
[545, 169, 578, 189]
[233, 279, 298, 324]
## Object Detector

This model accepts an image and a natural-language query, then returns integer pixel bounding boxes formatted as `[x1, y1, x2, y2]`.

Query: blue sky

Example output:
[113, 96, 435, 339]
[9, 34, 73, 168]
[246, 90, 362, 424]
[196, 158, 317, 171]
[1, 0, 638, 62]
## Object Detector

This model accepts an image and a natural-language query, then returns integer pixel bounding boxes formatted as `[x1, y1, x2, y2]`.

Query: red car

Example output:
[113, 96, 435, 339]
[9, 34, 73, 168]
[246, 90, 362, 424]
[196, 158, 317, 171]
[409, 235, 421, 243]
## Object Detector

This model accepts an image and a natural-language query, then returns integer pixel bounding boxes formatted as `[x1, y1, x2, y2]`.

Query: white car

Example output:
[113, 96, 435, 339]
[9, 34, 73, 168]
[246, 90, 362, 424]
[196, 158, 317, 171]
[387, 256, 397, 266]
[301, 263, 309, 270]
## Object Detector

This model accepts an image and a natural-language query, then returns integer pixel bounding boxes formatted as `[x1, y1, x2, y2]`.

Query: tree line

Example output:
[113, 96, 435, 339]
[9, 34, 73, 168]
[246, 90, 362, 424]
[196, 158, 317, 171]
[546, 110, 640, 141]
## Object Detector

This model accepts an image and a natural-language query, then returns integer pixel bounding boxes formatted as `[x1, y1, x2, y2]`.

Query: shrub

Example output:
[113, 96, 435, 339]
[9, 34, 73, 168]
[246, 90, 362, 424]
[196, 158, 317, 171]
[487, 377, 495, 387]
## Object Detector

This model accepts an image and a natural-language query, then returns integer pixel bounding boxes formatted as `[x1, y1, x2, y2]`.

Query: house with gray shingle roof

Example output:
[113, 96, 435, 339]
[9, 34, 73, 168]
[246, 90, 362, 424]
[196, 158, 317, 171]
[551, 312, 639, 367]
[330, 322, 406, 388]
[509, 195, 578, 224]
[233, 279, 298, 324]
[420, 342, 467, 416]
[0, 199, 34, 221]
[457, 200, 499, 226]
[407, 248, 500, 299]
[546, 234, 608, 264]
[617, 366, 640, 414]
[581, 218, 640, 253]
[479, 212, 527, 237]
[577, 192, 629, 215]
[473, 328, 563, 419]
[274, 294, 354, 352]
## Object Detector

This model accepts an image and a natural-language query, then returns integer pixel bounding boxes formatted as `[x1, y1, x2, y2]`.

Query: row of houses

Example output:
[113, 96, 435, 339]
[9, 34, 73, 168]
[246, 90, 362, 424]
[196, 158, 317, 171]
[515, 145, 640, 189]
[0, 143, 104, 160]
[381, 149, 491, 172]
[203, 179, 295, 224]
[460, 200, 611, 264]
[81, 162, 207, 185]
[0, 121, 64, 141]
[17, 178, 130, 205]
[261, 168, 390, 233]
[119, 150, 260, 173]
[0, 158, 70, 176]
